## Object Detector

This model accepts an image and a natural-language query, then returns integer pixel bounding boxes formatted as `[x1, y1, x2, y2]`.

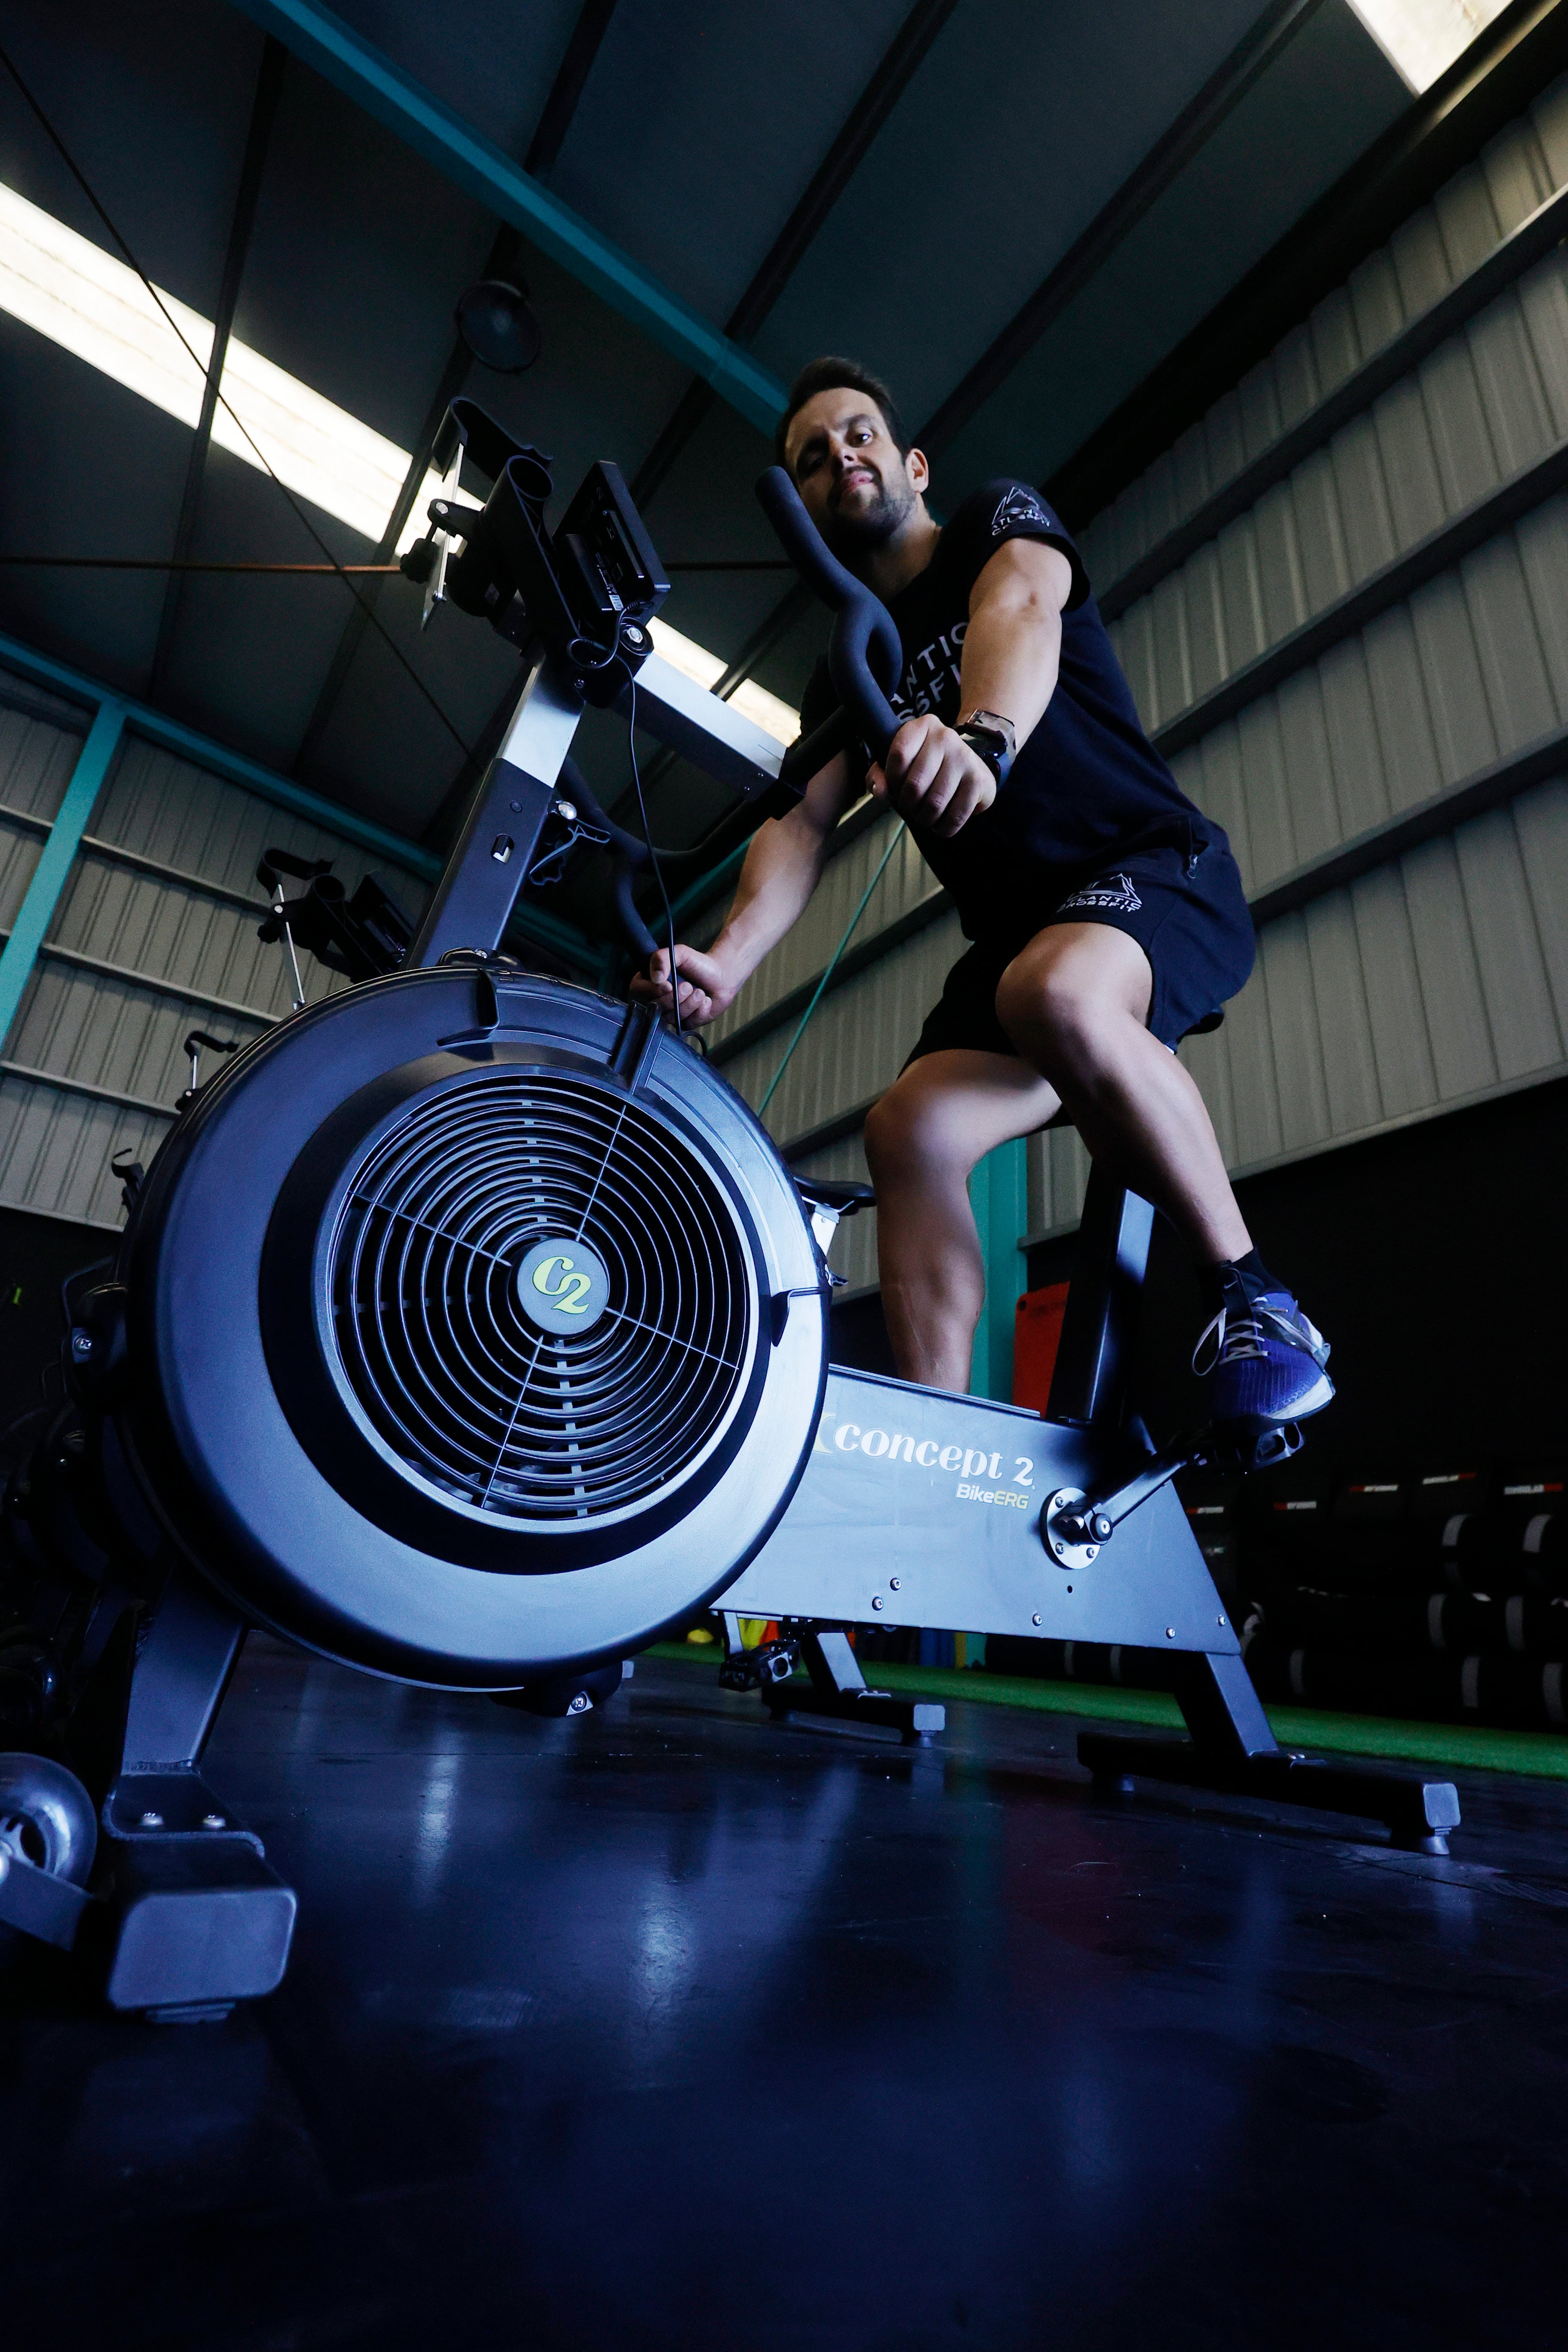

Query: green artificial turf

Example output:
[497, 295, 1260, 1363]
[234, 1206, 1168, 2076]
[647, 1643, 1568, 1781]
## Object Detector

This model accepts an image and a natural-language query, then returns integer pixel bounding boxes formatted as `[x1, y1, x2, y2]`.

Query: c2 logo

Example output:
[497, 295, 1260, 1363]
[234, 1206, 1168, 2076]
[517, 1236, 611, 1335]
[530, 1256, 594, 1315]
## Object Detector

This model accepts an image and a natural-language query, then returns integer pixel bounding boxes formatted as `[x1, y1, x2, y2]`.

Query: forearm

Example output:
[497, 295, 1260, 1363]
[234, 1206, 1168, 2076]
[956, 538, 1071, 749]
[956, 591, 1062, 747]
[709, 810, 829, 986]
[634, 757, 851, 1026]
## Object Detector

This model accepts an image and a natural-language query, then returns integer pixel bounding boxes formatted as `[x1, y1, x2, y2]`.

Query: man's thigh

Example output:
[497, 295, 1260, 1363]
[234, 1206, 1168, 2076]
[999, 919, 1155, 1028]
[869, 1047, 1061, 1175]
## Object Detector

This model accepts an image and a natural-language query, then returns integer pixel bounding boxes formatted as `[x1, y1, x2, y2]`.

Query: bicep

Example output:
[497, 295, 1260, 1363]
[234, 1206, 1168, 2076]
[968, 538, 1073, 622]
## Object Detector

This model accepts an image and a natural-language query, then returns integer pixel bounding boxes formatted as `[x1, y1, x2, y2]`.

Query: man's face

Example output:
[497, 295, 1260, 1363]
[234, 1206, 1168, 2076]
[784, 388, 925, 559]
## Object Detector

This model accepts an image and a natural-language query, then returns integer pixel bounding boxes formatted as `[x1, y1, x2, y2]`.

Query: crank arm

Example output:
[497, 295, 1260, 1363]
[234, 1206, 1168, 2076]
[1044, 1420, 1304, 1564]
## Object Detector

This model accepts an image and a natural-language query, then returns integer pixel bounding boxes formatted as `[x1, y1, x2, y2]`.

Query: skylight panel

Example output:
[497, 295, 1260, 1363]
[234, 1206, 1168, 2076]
[205, 328, 409, 543]
[728, 675, 800, 744]
[1345, 0, 1510, 93]
[0, 176, 799, 740]
[0, 179, 406, 541]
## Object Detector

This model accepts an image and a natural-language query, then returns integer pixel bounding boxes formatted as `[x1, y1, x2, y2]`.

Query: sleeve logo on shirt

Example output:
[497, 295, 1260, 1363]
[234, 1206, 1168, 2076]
[991, 484, 1052, 537]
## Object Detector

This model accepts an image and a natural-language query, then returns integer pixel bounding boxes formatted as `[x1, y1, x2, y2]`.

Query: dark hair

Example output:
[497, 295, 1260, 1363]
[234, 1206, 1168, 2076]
[773, 356, 911, 470]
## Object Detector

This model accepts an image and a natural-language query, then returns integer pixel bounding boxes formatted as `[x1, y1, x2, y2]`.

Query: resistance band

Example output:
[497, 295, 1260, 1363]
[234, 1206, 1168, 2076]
[758, 820, 906, 1116]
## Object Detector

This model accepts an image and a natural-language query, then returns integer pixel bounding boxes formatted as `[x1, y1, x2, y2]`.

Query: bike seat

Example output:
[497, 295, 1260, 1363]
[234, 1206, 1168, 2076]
[793, 1178, 875, 1219]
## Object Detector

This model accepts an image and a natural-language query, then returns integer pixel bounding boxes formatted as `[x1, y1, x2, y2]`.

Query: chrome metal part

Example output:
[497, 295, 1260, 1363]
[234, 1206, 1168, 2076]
[1043, 1488, 1101, 1572]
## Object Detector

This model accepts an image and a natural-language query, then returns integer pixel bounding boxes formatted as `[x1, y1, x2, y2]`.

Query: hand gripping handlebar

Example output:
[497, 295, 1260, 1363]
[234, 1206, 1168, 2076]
[753, 465, 904, 778]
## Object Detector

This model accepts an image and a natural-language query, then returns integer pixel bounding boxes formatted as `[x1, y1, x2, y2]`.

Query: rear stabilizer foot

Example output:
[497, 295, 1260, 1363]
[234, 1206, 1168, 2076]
[1076, 1729, 1460, 1849]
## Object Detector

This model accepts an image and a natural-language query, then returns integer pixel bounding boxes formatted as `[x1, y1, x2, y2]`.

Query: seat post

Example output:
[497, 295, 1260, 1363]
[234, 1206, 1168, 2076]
[1044, 1169, 1155, 1428]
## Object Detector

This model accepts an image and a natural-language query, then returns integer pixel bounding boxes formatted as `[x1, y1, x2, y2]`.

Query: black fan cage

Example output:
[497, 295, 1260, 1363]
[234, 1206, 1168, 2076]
[325, 1069, 755, 1520]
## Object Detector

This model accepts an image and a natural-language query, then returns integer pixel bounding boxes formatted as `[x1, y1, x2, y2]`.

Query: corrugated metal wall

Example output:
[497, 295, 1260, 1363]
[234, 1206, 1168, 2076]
[0, 689, 423, 1230]
[700, 65, 1568, 1283]
[1078, 83, 1568, 614]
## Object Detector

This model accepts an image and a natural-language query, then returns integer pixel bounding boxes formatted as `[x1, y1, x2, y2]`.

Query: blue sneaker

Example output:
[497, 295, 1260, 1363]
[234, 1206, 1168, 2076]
[1193, 1269, 1334, 1432]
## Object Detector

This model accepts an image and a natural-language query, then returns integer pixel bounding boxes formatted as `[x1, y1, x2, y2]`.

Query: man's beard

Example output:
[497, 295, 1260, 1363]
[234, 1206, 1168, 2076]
[821, 467, 916, 564]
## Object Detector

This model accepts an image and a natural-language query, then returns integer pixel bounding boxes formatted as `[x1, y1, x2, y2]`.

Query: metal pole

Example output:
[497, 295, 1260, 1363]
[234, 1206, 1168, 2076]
[0, 700, 126, 1053]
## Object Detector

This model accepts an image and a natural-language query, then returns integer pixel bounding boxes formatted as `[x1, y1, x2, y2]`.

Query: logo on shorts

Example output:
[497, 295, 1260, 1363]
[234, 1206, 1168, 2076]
[1056, 872, 1142, 914]
[991, 484, 1052, 537]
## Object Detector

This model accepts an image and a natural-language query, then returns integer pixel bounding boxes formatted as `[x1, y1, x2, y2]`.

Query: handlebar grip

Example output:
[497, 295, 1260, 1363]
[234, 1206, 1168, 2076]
[756, 466, 867, 610]
[755, 468, 903, 764]
[612, 861, 658, 962]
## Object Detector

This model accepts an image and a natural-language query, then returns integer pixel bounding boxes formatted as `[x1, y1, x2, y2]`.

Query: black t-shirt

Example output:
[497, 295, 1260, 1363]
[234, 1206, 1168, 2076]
[799, 477, 1216, 938]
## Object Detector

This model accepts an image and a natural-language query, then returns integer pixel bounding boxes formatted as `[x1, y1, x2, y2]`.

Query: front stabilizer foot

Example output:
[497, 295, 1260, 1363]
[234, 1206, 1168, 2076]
[101, 1839, 296, 2015]
[719, 1637, 799, 1692]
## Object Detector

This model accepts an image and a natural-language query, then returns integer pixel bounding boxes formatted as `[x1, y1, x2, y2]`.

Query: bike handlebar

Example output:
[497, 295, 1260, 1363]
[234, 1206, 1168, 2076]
[599, 468, 907, 977]
[753, 466, 903, 766]
[561, 761, 714, 968]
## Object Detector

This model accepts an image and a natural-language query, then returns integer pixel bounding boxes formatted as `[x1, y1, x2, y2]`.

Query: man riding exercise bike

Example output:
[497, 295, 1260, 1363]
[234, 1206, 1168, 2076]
[637, 357, 1332, 1433]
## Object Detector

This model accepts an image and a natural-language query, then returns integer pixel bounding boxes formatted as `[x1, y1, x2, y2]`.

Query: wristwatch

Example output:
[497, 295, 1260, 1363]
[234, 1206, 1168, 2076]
[955, 710, 1016, 787]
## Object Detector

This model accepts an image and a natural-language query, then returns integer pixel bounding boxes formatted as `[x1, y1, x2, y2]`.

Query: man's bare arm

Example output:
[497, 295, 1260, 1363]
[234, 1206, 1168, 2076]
[957, 536, 1071, 741]
[632, 752, 859, 1027]
[873, 537, 1072, 836]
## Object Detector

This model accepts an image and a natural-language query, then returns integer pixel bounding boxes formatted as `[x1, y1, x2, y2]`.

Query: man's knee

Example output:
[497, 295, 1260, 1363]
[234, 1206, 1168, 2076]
[863, 1084, 918, 1177]
[864, 1078, 962, 1182]
[995, 949, 1102, 1064]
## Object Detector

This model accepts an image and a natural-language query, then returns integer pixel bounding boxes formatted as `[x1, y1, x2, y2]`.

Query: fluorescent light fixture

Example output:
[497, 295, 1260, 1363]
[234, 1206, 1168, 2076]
[649, 617, 799, 744]
[0, 175, 799, 732]
[1345, 0, 1509, 92]
[0, 179, 409, 541]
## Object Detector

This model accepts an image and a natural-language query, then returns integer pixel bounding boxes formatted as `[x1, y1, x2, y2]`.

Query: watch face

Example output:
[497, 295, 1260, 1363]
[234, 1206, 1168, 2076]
[965, 713, 1014, 750]
[957, 724, 1011, 785]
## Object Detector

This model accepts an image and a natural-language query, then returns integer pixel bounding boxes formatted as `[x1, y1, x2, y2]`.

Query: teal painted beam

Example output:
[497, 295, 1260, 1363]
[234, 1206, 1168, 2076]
[0, 629, 606, 977]
[224, 0, 789, 436]
[0, 630, 611, 978]
[670, 840, 748, 929]
[0, 701, 126, 1051]
[968, 1137, 1028, 1401]
[0, 628, 436, 879]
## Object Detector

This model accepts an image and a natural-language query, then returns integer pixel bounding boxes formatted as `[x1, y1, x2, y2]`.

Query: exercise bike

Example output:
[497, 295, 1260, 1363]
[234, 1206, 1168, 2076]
[0, 410, 1458, 2018]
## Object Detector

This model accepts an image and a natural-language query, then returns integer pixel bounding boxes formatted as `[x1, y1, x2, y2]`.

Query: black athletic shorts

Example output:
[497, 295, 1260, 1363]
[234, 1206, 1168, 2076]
[904, 835, 1255, 1066]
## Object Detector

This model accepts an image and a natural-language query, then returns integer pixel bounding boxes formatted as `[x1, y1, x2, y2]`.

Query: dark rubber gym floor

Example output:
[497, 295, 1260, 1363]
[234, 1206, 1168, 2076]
[5, 1643, 1567, 2352]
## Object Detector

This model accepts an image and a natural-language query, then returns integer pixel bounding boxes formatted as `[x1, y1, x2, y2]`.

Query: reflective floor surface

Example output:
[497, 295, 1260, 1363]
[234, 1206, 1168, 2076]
[4, 1639, 1568, 2351]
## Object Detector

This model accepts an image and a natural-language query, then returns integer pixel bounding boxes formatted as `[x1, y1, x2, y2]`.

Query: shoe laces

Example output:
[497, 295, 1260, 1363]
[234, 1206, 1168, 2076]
[1192, 1295, 1329, 1378]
